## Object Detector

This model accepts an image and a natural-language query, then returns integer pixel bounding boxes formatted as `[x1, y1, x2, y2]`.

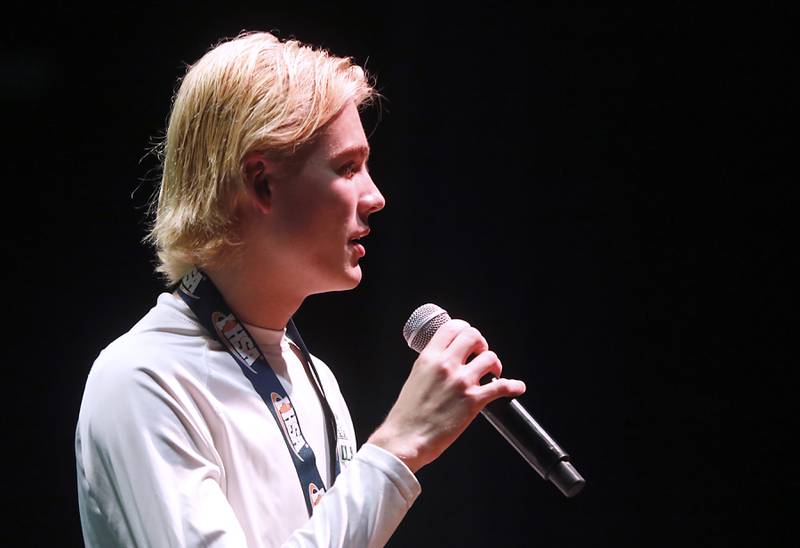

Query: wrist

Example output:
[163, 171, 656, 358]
[367, 425, 425, 473]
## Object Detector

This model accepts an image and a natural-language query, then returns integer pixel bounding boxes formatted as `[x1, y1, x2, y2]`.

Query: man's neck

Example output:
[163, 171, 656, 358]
[202, 264, 304, 330]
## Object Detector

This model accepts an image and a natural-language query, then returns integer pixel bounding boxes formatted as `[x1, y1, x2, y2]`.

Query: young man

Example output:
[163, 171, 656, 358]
[75, 32, 525, 547]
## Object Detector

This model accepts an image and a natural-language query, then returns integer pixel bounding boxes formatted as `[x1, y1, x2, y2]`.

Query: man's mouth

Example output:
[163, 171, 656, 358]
[349, 234, 367, 257]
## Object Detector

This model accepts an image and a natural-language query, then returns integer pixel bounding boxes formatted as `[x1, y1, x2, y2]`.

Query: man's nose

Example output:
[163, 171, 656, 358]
[360, 174, 386, 215]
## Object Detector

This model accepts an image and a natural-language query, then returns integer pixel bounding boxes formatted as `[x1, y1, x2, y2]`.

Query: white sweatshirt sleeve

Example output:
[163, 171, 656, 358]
[76, 363, 251, 547]
[284, 444, 421, 548]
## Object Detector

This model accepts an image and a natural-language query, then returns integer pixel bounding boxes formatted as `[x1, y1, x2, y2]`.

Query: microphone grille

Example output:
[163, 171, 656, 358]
[403, 303, 451, 353]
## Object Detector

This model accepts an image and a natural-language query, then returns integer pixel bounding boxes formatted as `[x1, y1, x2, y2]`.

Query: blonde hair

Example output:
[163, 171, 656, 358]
[146, 31, 377, 285]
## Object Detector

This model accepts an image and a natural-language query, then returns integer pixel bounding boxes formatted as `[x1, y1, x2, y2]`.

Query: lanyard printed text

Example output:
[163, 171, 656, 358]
[212, 312, 260, 371]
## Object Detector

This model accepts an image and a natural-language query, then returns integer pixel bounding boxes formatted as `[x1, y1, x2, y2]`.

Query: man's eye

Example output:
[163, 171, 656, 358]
[341, 163, 359, 177]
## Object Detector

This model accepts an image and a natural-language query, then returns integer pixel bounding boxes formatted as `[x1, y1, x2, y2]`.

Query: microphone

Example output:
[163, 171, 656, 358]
[403, 303, 585, 497]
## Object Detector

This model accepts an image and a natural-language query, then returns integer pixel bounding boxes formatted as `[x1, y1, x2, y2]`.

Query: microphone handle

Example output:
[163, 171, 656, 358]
[480, 378, 586, 497]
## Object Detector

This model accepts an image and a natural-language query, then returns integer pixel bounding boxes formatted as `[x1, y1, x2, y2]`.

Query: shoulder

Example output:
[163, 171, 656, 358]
[78, 293, 214, 437]
[92, 292, 208, 378]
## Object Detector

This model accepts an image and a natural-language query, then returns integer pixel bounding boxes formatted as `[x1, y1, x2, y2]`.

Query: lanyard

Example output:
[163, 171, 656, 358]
[177, 267, 339, 516]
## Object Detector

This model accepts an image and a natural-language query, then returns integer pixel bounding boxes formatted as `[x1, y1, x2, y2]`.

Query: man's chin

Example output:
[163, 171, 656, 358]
[344, 266, 363, 289]
[313, 267, 362, 295]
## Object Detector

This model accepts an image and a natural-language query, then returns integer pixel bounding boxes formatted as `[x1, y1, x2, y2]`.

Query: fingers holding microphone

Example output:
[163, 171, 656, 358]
[422, 313, 526, 408]
[464, 349, 527, 404]
[367, 314, 525, 473]
[441, 323, 527, 407]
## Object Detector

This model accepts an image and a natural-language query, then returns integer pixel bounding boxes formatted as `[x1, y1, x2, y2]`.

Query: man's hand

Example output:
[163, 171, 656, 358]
[367, 319, 526, 473]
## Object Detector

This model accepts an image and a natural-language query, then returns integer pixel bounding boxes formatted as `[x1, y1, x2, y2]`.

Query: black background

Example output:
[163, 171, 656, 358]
[3, 2, 794, 546]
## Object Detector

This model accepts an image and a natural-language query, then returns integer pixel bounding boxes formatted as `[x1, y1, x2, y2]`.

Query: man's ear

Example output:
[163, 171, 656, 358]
[243, 153, 275, 214]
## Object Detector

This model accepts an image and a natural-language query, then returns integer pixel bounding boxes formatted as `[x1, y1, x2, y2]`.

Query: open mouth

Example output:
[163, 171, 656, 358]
[349, 237, 366, 256]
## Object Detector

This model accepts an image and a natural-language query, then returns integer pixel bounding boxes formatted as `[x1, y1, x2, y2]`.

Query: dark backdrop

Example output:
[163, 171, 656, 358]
[3, 2, 793, 546]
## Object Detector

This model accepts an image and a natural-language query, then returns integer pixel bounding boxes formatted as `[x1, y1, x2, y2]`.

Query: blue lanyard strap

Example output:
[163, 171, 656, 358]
[177, 267, 338, 516]
[286, 319, 342, 483]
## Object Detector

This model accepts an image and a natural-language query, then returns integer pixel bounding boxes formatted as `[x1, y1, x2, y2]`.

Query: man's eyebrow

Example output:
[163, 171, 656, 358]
[330, 144, 370, 162]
